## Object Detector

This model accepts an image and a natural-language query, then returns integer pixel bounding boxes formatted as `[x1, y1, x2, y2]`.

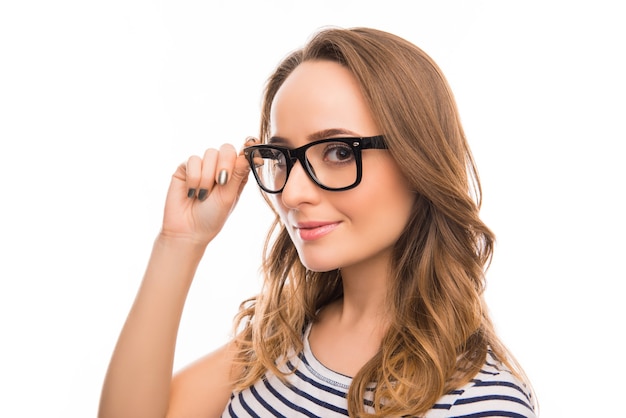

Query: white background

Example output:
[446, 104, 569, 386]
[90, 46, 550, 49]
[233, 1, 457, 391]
[1, 1, 624, 417]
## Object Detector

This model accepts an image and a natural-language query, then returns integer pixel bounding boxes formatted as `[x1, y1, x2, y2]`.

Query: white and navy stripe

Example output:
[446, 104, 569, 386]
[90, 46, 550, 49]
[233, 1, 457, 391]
[424, 351, 536, 417]
[222, 329, 536, 418]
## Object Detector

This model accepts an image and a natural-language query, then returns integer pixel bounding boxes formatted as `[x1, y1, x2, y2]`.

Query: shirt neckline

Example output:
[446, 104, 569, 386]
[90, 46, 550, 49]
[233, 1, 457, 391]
[301, 323, 354, 389]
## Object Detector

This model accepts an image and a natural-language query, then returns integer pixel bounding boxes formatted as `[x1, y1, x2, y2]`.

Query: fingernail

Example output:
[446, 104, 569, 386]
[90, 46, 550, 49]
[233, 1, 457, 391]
[217, 169, 228, 186]
[187, 188, 196, 198]
[245, 136, 257, 145]
[197, 189, 208, 201]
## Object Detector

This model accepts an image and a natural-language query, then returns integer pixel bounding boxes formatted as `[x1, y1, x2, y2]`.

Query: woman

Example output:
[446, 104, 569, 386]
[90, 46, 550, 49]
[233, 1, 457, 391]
[99, 27, 537, 417]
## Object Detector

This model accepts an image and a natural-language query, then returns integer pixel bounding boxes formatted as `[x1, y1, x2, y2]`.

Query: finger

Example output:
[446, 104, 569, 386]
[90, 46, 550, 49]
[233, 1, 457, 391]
[234, 154, 251, 196]
[197, 148, 219, 201]
[239, 136, 259, 156]
[185, 155, 202, 198]
[215, 143, 238, 187]
[232, 137, 258, 185]
[225, 148, 252, 198]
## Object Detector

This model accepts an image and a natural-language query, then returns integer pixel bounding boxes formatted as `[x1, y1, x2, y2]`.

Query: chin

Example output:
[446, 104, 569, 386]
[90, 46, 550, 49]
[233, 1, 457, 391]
[299, 261, 339, 273]
[296, 252, 341, 273]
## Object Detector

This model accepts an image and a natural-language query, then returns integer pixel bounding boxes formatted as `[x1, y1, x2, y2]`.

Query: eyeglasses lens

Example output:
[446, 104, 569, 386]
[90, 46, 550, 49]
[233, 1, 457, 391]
[249, 141, 358, 192]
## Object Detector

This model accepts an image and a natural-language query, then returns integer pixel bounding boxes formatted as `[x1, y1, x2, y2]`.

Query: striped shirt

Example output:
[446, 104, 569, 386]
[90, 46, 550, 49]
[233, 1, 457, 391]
[222, 327, 536, 417]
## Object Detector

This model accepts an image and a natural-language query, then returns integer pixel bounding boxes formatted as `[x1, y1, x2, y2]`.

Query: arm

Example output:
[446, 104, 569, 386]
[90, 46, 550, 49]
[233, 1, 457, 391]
[98, 142, 251, 418]
[168, 341, 241, 417]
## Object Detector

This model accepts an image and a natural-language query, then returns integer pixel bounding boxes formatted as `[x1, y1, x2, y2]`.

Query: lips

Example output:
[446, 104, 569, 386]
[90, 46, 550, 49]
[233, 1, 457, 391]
[294, 221, 340, 241]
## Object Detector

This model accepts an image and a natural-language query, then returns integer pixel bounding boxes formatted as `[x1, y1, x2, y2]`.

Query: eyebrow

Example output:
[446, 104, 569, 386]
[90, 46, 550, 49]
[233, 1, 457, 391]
[268, 128, 362, 145]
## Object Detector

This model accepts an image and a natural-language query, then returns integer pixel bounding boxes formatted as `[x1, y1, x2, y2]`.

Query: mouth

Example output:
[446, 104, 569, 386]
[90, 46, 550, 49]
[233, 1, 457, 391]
[294, 221, 340, 241]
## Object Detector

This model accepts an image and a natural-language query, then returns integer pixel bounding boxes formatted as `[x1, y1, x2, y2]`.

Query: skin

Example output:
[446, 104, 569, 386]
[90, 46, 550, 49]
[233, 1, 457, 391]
[99, 144, 251, 418]
[98, 60, 415, 417]
[269, 60, 415, 375]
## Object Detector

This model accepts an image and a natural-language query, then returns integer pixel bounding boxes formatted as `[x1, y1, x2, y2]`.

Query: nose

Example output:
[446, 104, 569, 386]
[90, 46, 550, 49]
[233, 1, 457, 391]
[280, 160, 321, 208]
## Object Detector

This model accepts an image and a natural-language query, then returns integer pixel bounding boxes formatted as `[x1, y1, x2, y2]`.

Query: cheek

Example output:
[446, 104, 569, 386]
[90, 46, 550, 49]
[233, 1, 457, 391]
[344, 183, 414, 227]
[351, 169, 415, 231]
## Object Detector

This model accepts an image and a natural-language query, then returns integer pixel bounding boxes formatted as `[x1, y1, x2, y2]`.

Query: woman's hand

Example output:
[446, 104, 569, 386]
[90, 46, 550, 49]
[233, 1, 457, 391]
[160, 139, 253, 245]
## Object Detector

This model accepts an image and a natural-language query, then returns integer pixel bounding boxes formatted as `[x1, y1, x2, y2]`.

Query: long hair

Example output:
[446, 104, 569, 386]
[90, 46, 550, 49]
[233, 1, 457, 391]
[232, 27, 525, 416]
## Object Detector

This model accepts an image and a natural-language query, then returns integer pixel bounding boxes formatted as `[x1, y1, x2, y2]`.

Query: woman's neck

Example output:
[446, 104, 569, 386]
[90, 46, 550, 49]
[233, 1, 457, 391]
[339, 251, 391, 316]
[309, 264, 391, 376]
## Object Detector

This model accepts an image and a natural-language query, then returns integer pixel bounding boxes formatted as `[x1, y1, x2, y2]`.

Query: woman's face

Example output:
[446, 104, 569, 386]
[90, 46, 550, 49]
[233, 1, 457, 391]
[268, 60, 415, 273]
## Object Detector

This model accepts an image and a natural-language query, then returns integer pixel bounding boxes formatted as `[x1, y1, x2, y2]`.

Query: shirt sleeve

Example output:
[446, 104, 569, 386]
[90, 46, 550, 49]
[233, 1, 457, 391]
[426, 353, 537, 418]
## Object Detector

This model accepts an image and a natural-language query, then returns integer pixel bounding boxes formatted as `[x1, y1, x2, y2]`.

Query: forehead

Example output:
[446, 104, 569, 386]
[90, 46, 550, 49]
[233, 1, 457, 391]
[269, 60, 379, 142]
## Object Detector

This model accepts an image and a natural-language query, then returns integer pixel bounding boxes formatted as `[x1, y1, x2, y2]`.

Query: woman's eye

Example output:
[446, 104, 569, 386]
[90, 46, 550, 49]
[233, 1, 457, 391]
[323, 144, 354, 163]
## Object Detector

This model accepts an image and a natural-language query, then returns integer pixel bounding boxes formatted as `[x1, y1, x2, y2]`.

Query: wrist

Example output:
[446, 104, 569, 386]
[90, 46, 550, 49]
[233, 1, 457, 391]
[154, 231, 210, 257]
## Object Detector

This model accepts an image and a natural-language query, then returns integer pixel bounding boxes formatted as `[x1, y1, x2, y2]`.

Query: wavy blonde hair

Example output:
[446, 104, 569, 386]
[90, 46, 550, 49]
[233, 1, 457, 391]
[232, 27, 526, 416]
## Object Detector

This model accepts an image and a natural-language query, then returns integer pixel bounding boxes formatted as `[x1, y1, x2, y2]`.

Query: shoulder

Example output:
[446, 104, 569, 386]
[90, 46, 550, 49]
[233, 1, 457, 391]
[427, 351, 537, 418]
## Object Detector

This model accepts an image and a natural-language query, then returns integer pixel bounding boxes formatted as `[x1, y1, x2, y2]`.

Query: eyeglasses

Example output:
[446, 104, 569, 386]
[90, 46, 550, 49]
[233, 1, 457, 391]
[243, 136, 387, 193]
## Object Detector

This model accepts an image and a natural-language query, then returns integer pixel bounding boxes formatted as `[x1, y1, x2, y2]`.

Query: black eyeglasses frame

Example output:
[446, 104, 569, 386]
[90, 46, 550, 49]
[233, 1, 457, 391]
[243, 135, 387, 194]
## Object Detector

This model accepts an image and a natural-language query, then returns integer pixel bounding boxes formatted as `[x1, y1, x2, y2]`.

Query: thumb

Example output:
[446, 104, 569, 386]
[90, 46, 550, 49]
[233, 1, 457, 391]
[221, 137, 255, 192]
[221, 153, 251, 202]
